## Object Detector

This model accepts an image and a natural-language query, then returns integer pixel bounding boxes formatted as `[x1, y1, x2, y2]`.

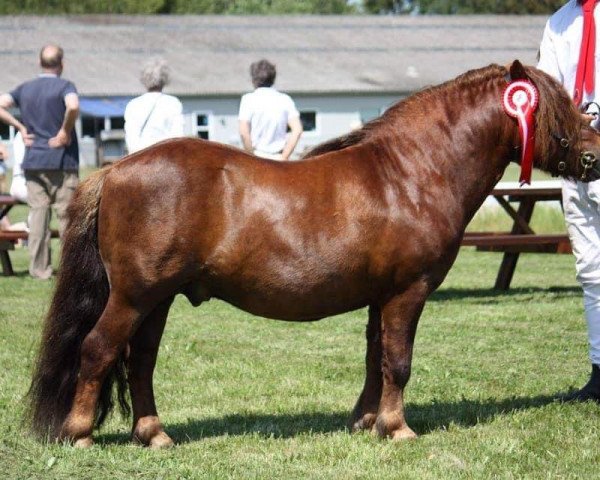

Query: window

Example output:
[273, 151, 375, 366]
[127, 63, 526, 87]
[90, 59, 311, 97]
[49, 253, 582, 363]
[110, 116, 125, 130]
[0, 114, 21, 140]
[299, 111, 317, 132]
[0, 122, 9, 141]
[81, 116, 97, 138]
[196, 112, 211, 140]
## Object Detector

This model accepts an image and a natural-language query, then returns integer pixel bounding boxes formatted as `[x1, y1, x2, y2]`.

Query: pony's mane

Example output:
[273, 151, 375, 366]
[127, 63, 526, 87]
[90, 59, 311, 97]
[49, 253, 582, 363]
[302, 63, 579, 168]
[523, 65, 581, 172]
[303, 64, 508, 158]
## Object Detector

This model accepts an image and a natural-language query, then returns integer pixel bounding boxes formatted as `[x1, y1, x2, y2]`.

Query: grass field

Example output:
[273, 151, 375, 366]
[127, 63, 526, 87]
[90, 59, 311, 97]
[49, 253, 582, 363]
[2, 221, 600, 478]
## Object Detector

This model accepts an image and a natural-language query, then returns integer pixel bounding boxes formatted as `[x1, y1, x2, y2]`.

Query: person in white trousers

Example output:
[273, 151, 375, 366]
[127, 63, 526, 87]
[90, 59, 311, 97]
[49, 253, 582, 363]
[538, 0, 600, 402]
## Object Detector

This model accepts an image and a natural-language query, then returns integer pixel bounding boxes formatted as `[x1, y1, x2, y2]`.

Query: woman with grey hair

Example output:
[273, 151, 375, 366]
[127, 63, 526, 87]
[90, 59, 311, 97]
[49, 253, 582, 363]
[124, 57, 184, 153]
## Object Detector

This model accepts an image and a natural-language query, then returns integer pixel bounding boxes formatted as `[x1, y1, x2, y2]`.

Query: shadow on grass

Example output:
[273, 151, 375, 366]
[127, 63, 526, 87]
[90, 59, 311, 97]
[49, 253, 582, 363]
[97, 393, 562, 444]
[431, 286, 580, 302]
[407, 393, 559, 434]
[0, 271, 30, 279]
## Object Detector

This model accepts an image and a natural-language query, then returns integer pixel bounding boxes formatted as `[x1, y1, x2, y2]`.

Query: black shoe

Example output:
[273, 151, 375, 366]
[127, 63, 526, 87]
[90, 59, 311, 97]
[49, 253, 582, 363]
[562, 364, 600, 403]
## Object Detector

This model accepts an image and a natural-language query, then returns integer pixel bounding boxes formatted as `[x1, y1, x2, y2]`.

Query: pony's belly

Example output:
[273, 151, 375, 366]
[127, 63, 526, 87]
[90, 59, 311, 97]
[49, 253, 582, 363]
[195, 271, 373, 321]
[221, 291, 369, 321]
[195, 242, 382, 320]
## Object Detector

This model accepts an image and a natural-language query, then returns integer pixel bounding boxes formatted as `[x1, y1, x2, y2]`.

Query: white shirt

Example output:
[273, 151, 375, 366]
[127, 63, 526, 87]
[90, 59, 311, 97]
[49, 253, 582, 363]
[124, 92, 184, 153]
[538, 0, 600, 107]
[238, 87, 300, 154]
[11, 131, 24, 177]
[9, 131, 26, 202]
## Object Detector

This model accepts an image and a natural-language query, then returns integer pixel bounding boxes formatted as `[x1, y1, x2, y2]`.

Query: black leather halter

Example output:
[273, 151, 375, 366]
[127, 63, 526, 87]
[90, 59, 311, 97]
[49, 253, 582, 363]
[577, 102, 600, 181]
[553, 131, 599, 181]
[551, 101, 600, 181]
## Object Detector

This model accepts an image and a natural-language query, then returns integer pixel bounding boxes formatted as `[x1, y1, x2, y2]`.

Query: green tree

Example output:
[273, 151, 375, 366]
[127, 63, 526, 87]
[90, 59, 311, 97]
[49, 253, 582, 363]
[362, 0, 568, 14]
[0, 0, 567, 14]
[0, 0, 170, 14]
[0, 0, 355, 14]
[414, 0, 566, 14]
[171, 0, 354, 14]
[363, 0, 413, 14]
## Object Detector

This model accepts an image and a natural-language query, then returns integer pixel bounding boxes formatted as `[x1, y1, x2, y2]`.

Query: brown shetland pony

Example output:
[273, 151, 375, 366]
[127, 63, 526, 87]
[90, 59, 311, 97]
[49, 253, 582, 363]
[26, 61, 600, 447]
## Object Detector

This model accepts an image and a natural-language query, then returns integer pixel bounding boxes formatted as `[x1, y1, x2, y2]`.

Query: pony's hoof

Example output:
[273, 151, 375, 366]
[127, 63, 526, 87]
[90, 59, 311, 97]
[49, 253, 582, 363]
[391, 426, 417, 441]
[133, 416, 173, 448]
[73, 436, 94, 448]
[375, 412, 416, 440]
[351, 413, 378, 432]
[149, 432, 174, 449]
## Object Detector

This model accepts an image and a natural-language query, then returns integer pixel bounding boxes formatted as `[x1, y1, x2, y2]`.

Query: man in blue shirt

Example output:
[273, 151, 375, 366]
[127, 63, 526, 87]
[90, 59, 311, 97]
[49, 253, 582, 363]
[0, 44, 80, 280]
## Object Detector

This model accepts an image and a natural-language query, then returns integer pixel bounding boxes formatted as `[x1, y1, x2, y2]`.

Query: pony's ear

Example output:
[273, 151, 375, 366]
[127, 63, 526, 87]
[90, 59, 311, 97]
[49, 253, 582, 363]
[508, 60, 528, 81]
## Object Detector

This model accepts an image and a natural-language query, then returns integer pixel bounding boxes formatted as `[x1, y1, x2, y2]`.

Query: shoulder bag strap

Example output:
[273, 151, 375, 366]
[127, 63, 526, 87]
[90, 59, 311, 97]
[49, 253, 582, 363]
[139, 94, 162, 137]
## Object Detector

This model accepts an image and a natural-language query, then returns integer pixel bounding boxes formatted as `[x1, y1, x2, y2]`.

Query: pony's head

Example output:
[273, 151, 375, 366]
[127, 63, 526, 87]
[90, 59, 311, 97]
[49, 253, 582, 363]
[508, 60, 600, 182]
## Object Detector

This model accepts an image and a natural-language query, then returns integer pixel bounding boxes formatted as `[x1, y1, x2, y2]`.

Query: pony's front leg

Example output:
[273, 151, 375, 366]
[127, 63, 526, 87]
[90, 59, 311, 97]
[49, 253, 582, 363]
[129, 297, 174, 448]
[350, 305, 382, 431]
[375, 281, 429, 440]
[59, 296, 142, 447]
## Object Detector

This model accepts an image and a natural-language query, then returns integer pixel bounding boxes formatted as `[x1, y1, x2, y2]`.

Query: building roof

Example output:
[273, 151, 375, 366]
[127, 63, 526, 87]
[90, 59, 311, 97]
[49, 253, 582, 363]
[0, 15, 548, 97]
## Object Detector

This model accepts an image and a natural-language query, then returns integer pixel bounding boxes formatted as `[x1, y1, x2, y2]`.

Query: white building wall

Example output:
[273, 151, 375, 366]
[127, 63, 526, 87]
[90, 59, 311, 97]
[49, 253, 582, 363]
[2, 92, 407, 168]
[180, 92, 404, 159]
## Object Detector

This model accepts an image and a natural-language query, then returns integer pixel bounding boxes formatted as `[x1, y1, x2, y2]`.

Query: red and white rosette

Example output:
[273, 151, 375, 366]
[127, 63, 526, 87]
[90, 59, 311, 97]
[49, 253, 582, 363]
[502, 80, 539, 185]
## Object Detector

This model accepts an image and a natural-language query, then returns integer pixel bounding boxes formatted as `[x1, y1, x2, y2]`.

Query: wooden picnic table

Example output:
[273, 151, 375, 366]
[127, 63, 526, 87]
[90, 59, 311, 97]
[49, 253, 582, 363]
[0, 194, 26, 275]
[0, 194, 20, 222]
[461, 181, 571, 290]
[0, 184, 574, 283]
[0, 195, 58, 277]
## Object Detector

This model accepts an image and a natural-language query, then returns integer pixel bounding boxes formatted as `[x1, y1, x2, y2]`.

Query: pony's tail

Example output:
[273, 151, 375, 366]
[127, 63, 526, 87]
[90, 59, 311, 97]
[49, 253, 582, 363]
[25, 166, 129, 440]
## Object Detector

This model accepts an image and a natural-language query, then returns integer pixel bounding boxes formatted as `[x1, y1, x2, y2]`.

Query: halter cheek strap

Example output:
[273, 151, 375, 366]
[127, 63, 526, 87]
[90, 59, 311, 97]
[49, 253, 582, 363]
[502, 80, 539, 185]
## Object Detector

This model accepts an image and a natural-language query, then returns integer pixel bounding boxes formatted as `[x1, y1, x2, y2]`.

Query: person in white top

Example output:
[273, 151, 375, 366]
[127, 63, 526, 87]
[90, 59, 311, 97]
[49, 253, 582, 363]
[125, 58, 184, 154]
[10, 131, 27, 202]
[0, 133, 28, 231]
[238, 59, 303, 160]
[538, 0, 600, 402]
[0, 104, 29, 197]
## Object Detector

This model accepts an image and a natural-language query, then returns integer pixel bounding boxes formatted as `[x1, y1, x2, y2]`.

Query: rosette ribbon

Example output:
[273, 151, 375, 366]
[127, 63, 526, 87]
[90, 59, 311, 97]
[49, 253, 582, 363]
[502, 80, 539, 185]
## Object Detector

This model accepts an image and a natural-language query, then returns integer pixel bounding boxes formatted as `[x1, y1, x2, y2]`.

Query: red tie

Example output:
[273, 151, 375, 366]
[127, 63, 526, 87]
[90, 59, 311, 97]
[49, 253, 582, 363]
[574, 0, 597, 105]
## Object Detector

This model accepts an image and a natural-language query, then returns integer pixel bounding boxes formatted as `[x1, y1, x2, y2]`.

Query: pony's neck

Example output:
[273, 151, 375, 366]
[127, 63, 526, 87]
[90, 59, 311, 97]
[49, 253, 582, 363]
[377, 73, 516, 230]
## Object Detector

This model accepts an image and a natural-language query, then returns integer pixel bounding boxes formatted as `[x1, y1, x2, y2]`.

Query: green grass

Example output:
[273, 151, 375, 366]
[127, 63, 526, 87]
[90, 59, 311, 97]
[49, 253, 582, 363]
[502, 163, 556, 183]
[1, 236, 598, 479]
[468, 204, 566, 233]
[0, 164, 587, 478]
[466, 164, 566, 234]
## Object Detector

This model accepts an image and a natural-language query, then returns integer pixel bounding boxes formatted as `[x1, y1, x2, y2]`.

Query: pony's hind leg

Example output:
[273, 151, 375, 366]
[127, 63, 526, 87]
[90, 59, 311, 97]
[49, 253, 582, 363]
[128, 297, 174, 448]
[59, 295, 143, 447]
[350, 305, 383, 432]
[375, 280, 429, 440]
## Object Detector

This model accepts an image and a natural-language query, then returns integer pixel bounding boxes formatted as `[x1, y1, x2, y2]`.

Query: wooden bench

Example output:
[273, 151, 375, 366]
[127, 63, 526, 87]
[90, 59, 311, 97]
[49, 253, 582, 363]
[462, 232, 571, 253]
[461, 181, 569, 290]
[0, 229, 59, 276]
